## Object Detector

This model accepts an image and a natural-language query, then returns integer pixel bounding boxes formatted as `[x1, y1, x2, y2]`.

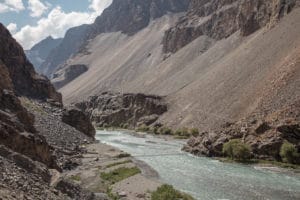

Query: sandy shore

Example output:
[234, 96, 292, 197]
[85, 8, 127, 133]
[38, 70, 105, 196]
[63, 142, 162, 200]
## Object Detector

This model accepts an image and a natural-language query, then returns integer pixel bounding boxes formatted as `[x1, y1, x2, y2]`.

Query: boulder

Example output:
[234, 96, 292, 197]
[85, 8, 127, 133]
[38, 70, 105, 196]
[62, 108, 96, 138]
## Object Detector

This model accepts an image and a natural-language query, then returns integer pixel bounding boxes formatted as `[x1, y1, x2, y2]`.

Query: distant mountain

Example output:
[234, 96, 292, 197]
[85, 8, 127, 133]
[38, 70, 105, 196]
[57, 0, 300, 131]
[39, 24, 90, 78]
[38, 0, 189, 79]
[25, 36, 62, 74]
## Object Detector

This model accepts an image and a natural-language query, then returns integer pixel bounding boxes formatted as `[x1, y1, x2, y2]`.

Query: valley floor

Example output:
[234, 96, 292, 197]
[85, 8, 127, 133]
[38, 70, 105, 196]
[63, 142, 162, 200]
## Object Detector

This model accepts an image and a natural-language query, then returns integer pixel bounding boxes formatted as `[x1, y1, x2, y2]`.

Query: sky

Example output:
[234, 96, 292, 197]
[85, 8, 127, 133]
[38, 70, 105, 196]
[0, 0, 112, 49]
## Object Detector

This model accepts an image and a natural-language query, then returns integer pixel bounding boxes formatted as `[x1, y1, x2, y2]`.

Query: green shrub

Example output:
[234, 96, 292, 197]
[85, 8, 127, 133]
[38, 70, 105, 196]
[123, 123, 129, 129]
[136, 124, 150, 132]
[100, 167, 141, 184]
[151, 184, 194, 200]
[175, 127, 189, 136]
[190, 128, 199, 137]
[222, 139, 251, 161]
[153, 127, 159, 135]
[280, 142, 299, 164]
[159, 127, 173, 135]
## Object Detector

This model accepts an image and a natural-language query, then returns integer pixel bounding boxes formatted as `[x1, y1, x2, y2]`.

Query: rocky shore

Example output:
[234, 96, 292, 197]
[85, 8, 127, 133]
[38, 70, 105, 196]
[183, 100, 300, 163]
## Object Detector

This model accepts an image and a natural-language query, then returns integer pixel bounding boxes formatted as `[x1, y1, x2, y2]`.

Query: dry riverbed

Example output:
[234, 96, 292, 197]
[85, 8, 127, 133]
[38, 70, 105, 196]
[62, 142, 162, 200]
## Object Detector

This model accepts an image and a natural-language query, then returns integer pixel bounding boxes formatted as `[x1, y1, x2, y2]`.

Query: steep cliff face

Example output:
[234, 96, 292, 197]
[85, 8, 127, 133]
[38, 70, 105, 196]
[74, 92, 167, 128]
[25, 36, 62, 73]
[0, 24, 62, 103]
[89, 0, 189, 37]
[40, 0, 189, 79]
[163, 0, 300, 53]
[0, 23, 61, 168]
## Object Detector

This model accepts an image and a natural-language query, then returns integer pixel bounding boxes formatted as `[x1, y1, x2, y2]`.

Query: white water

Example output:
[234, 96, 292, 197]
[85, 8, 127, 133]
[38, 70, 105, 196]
[96, 130, 300, 200]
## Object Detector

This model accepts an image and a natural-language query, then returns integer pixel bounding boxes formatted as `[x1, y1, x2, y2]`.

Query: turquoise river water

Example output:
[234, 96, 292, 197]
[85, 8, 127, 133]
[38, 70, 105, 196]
[96, 130, 300, 200]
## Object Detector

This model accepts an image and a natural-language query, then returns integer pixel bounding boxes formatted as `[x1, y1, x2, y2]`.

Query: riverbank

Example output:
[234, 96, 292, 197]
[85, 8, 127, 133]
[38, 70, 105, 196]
[62, 142, 163, 200]
[217, 157, 300, 173]
[96, 130, 300, 200]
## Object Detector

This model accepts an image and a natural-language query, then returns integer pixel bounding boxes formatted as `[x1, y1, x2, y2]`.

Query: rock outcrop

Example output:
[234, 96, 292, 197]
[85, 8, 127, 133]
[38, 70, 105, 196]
[62, 108, 96, 138]
[0, 23, 99, 199]
[74, 92, 167, 128]
[183, 100, 300, 162]
[52, 64, 88, 89]
[163, 0, 300, 53]
[0, 23, 62, 103]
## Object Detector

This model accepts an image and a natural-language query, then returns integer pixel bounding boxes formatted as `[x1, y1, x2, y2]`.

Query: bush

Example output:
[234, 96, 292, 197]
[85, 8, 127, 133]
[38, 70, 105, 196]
[190, 128, 199, 137]
[280, 142, 299, 164]
[136, 124, 150, 132]
[153, 127, 159, 135]
[222, 139, 251, 161]
[159, 127, 173, 135]
[175, 127, 190, 136]
[120, 123, 129, 129]
[151, 184, 194, 200]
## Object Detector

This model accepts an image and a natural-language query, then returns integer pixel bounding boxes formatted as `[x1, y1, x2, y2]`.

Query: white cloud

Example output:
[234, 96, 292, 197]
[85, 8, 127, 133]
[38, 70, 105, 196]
[28, 0, 49, 17]
[89, 0, 112, 13]
[0, 0, 24, 13]
[6, 23, 17, 34]
[14, 6, 97, 49]
[13, 0, 112, 49]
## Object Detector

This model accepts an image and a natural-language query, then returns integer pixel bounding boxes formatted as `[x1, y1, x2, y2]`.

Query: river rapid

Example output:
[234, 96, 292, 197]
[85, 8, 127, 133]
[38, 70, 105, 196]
[96, 130, 300, 200]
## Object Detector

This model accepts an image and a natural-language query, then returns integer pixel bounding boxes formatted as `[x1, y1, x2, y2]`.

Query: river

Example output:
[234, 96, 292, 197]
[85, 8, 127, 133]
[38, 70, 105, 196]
[96, 130, 300, 200]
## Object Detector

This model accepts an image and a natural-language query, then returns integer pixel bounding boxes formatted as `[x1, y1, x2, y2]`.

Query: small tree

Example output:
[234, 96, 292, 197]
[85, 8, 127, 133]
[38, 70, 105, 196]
[159, 127, 173, 135]
[190, 128, 199, 137]
[222, 139, 251, 161]
[280, 142, 299, 164]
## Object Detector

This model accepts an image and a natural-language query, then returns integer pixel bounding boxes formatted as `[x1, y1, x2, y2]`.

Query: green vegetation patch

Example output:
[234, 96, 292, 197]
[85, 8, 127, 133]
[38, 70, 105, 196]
[105, 160, 132, 169]
[151, 184, 195, 200]
[116, 152, 131, 158]
[69, 175, 81, 182]
[280, 142, 299, 164]
[100, 167, 141, 184]
[222, 139, 251, 162]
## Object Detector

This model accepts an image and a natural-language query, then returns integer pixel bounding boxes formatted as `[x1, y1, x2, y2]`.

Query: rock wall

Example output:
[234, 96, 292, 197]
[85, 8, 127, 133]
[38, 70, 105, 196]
[183, 100, 300, 162]
[0, 23, 62, 103]
[163, 0, 300, 53]
[74, 92, 167, 128]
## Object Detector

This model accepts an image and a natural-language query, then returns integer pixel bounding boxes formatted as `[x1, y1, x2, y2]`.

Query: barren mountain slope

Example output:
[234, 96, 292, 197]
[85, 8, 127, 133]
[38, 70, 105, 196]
[59, 7, 300, 130]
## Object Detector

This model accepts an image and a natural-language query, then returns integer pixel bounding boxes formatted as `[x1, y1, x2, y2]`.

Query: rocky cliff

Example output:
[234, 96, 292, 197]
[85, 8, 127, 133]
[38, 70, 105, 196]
[163, 0, 300, 53]
[0, 24, 100, 199]
[74, 92, 167, 128]
[0, 24, 62, 102]
[39, 0, 189, 79]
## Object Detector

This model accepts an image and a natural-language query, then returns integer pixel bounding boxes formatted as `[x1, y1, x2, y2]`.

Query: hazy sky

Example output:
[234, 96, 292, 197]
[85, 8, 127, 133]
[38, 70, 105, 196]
[0, 0, 112, 49]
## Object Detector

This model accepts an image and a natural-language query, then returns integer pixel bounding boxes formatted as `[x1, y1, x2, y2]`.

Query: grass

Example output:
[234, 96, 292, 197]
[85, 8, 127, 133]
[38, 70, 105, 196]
[105, 160, 132, 169]
[69, 175, 81, 182]
[106, 187, 119, 200]
[116, 153, 131, 158]
[151, 184, 195, 200]
[100, 167, 141, 184]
